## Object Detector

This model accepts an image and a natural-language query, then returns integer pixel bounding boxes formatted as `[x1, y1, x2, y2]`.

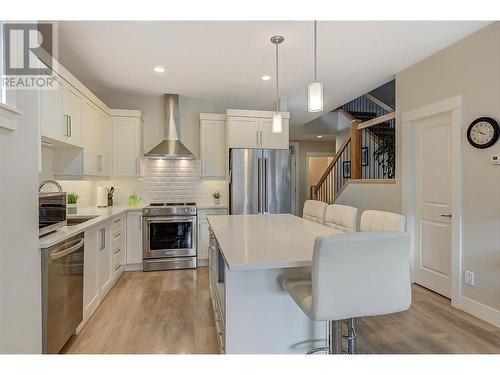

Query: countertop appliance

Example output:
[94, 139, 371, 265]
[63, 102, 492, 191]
[229, 149, 291, 215]
[96, 186, 108, 207]
[142, 202, 197, 271]
[42, 233, 84, 353]
[39, 192, 67, 237]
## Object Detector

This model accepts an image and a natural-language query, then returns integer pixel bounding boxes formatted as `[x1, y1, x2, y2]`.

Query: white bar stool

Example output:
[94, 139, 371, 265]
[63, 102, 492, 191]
[324, 204, 358, 233]
[303, 200, 328, 224]
[360, 210, 406, 232]
[282, 232, 411, 354]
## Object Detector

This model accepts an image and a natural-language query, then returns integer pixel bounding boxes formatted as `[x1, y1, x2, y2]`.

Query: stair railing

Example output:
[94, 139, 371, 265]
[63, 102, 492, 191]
[312, 112, 396, 203]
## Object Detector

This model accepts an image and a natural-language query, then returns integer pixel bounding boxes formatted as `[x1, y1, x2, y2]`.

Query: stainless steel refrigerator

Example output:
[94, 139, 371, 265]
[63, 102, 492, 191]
[229, 149, 291, 214]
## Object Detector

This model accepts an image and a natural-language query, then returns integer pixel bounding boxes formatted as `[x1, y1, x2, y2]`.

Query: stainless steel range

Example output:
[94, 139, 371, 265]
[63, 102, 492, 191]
[142, 202, 197, 271]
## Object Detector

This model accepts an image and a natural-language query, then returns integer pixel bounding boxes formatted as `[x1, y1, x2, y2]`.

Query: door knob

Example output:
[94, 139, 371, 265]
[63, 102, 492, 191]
[441, 214, 452, 218]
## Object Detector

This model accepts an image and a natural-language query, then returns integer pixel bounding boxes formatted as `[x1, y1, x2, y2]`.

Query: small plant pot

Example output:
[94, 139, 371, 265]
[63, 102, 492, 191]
[214, 198, 220, 205]
[67, 203, 77, 215]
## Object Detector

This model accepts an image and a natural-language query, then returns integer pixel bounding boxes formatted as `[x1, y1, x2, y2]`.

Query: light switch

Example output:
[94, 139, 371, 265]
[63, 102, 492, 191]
[492, 154, 500, 165]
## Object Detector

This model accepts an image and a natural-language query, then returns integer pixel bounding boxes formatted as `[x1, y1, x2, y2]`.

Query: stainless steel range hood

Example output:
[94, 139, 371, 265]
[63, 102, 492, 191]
[144, 94, 195, 159]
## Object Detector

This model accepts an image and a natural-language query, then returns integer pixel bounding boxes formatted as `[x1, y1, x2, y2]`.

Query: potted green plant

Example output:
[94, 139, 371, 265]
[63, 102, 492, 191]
[128, 194, 142, 207]
[67, 193, 79, 214]
[212, 191, 221, 205]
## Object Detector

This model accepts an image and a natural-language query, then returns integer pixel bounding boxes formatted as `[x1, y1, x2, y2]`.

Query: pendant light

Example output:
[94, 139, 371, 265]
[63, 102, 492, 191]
[271, 35, 284, 133]
[308, 21, 323, 112]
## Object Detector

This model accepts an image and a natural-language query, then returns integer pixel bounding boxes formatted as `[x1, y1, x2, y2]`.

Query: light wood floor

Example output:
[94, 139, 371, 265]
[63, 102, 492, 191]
[62, 268, 500, 354]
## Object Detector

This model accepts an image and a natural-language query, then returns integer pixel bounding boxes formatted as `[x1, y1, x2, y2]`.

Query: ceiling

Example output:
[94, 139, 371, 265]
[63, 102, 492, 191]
[57, 21, 490, 126]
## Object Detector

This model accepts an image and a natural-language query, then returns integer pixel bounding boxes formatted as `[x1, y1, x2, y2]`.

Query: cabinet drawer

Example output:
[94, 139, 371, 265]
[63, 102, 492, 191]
[114, 262, 124, 278]
[113, 247, 125, 267]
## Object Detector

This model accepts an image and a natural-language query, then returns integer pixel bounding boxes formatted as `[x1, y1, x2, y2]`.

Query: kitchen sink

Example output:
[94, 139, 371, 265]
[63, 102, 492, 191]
[66, 215, 99, 226]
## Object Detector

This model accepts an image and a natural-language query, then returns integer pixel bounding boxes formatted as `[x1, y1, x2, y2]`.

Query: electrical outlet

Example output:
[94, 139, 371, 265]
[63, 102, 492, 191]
[465, 270, 475, 286]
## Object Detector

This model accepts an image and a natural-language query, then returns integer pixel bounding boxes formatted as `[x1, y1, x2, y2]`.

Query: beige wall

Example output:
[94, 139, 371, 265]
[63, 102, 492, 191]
[295, 141, 336, 216]
[335, 182, 402, 230]
[396, 22, 500, 313]
[308, 157, 331, 186]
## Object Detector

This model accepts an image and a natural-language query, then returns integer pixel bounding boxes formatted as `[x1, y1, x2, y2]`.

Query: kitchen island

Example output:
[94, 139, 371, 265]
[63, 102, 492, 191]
[206, 214, 342, 354]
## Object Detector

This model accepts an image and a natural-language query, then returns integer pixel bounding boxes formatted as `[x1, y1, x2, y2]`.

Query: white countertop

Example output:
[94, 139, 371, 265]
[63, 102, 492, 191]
[40, 203, 228, 249]
[207, 214, 342, 271]
[39, 204, 145, 249]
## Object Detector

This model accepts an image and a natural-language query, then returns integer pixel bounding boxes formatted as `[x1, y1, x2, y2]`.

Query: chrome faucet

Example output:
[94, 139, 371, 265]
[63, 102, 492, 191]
[39, 179, 63, 193]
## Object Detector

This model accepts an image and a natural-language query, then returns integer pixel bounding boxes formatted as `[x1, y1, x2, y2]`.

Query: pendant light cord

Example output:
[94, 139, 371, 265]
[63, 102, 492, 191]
[314, 20, 317, 82]
[275, 42, 279, 112]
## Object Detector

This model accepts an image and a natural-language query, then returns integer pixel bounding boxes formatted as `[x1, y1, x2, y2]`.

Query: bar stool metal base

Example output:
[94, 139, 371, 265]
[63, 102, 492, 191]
[307, 320, 343, 354]
[306, 319, 357, 354]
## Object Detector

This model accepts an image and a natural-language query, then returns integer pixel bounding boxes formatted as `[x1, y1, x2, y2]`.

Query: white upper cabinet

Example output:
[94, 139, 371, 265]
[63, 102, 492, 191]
[40, 78, 83, 147]
[226, 109, 290, 150]
[82, 101, 110, 177]
[259, 117, 289, 150]
[111, 110, 143, 178]
[200, 113, 226, 178]
[62, 84, 83, 146]
[227, 116, 260, 149]
[40, 77, 63, 141]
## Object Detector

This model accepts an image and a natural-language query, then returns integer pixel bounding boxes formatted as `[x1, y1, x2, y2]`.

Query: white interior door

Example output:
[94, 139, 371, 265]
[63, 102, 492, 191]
[414, 112, 453, 298]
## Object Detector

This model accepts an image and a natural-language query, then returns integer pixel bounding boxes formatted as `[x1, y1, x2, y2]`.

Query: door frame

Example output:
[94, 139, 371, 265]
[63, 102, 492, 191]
[305, 152, 336, 200]
[289, 142, 300, 215]
[401, 95, 463, 308]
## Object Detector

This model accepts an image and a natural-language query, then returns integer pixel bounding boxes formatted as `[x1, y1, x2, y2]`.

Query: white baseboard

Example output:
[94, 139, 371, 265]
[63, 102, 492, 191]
[460, 295, 500, 328]
[124, 263, 143, 271]
[198, 259, 208, 267]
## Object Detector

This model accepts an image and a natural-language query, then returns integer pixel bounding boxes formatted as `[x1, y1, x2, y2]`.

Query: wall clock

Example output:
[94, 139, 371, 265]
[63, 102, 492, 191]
[466, 117, 499, 149]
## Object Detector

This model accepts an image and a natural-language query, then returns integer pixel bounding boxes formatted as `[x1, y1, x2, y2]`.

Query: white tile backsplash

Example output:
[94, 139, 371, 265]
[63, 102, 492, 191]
[56, 158, 227, 208]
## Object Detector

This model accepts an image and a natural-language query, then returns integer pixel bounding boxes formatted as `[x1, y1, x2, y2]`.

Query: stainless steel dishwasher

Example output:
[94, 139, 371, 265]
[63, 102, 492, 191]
[41, 233, 84, 354]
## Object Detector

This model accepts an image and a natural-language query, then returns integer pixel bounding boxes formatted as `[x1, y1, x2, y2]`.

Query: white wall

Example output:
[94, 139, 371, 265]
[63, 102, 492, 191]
[396, 22, 500, 315]
[0, 89, 42, 353]
[291, 111, 338, 139]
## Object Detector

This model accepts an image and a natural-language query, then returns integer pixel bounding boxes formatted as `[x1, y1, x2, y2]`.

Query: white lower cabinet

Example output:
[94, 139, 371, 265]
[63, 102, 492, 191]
[198, 208, 228, 262]
[112, 214, 126, 278]
[80, 214, 129, 330]
[98, 221, 113, 296]
[83, 226, 99, 322]
[126, 211, 143, 267]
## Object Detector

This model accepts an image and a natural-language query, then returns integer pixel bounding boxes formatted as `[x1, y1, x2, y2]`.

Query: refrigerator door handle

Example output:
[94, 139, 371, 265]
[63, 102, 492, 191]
[257, 157, 262, 213]
[264, 157, 268, 213]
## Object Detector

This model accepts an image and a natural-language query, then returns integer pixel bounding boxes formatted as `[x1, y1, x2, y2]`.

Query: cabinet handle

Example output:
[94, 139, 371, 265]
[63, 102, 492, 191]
[64, 114, 69, 136]
[256, 130, 259, 145]
[98, 155, 103, 172]
[68, 116, 72, 137]
[100, 228, 106, 250]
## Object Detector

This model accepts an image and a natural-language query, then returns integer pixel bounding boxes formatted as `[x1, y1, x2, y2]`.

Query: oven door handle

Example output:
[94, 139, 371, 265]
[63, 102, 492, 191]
[144, 216, 195, 223]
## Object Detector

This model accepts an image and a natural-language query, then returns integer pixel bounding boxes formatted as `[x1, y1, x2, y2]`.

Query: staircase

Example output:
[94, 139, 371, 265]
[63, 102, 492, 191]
[311, 93, 396, 204]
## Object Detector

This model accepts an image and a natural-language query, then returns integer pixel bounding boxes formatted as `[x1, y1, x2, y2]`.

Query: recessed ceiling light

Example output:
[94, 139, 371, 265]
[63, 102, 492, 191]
[261, 75, 271, 81]
[154, 66, 165, 73]
[317, 135, 323, 138]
